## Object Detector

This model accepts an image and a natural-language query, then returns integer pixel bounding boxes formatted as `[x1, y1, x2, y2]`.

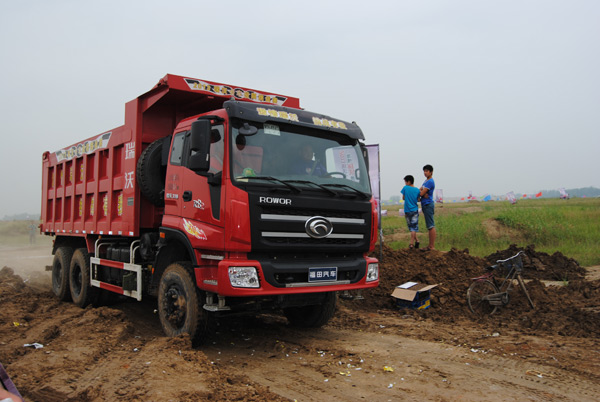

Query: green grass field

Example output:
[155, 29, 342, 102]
[382, 198, 600, 266]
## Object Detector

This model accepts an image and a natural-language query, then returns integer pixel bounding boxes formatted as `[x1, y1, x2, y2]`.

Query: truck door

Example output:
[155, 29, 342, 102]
[164, 131, 186, 217]
[178, 123, 225, 248]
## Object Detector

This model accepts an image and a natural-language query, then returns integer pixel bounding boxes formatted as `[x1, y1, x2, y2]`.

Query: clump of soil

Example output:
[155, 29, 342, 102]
[352, 245, 600, 338]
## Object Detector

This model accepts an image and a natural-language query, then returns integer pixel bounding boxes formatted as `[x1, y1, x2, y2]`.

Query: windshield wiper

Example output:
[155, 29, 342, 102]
[242, 176, 302, 193]
[285, 180, 338, 196]
[322, 184, 370, 199]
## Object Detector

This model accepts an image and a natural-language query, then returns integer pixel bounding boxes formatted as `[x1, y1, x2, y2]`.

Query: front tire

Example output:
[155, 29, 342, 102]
[69, 248, 98, 308]
[467, 280, 499, 316]
[158, 262, 207, 341]
[52, 247, 73, 301]
[283, 292, 337, 328]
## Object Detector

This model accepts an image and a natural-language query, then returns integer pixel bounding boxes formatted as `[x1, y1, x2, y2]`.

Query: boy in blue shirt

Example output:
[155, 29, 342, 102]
[420, 164, 436, 250]
[401, 175, 420, 249]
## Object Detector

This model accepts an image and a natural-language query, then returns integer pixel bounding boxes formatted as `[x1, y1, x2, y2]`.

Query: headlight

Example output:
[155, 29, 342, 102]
[366, 263, 379, 282]
[228, 267, 260, 288]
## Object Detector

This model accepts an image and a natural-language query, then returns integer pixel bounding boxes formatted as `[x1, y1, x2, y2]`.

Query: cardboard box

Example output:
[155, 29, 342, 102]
[391, 282, 438, 310]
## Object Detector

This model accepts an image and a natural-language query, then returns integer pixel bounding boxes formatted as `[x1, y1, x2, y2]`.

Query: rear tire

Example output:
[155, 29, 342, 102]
[69, 248, 98, 308]
[52, 247, 73, 301]
[158, 262, 207, 342]
[467, 280, 499, 316]
[283, 292, 337, 328]
[516, 274, 535, 309]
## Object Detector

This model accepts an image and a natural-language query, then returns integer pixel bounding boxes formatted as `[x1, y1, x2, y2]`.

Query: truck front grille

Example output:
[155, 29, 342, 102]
[249, 193, 372, 253]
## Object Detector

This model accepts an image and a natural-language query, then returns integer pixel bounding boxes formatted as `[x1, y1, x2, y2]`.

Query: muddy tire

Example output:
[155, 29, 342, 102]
[467, 280, 499, 316]
[69, 248, 98, 308]
[158, 262, 207, 342]
[283, 292, 337, 328]
[52, 247, 73, 301]
[137, 138, 167, 207]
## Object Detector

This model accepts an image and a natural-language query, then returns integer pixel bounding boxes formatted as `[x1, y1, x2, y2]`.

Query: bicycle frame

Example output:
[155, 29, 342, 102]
[491, 252, 524, 296]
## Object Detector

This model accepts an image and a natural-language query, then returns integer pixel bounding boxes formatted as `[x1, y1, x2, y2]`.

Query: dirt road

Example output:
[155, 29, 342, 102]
[1, 244, 599, 401]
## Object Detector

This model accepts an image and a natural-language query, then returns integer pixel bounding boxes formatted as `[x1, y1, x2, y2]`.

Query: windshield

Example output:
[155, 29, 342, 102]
[230, 120, 371, 196]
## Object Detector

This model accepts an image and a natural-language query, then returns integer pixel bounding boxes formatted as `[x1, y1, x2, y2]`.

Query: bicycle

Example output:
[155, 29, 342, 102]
[467, 251, 535, 315]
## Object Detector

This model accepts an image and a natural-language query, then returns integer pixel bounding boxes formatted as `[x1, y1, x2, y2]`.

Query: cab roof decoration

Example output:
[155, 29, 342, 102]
[184, 78, 289, 106]
[225, 100, 364, 140]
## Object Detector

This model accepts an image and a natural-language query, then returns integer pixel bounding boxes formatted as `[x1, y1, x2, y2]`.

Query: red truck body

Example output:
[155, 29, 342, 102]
[41, 74, 379, 339]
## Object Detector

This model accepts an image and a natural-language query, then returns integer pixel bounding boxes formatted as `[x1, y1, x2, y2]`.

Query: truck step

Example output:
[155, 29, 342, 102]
[90, 257, 143, 301]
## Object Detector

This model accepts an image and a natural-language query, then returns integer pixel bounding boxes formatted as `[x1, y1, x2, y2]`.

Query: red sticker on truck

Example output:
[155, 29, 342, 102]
[183, 218, 207, 240]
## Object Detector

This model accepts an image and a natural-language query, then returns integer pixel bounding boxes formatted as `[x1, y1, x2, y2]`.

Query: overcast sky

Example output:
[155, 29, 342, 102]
[1, 0, 599, 216]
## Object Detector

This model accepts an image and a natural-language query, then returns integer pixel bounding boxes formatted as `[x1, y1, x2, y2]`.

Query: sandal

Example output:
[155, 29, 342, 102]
[415, 241, 420, 249]
[409, 244, 414, 249]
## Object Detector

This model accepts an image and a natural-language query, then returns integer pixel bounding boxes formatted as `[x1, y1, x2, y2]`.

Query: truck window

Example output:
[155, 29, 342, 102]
[325, 146, 362, 183]
[170, 132, 186, 166]
[231, 121, 371, 195]
[209, 125, 224, 174]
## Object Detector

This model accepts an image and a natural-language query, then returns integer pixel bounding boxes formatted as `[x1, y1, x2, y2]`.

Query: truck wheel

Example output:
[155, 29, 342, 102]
[69, 248, 98, 308]
[158, 262, 207, 341]
[52, 247, 73, 301]
[283, 292, 337, 328]
[137, 138, 166, 207]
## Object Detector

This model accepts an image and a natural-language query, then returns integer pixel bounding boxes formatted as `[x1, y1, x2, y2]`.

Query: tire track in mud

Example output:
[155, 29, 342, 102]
[432, 342, 600, 402]
[203, 315, 600, 402]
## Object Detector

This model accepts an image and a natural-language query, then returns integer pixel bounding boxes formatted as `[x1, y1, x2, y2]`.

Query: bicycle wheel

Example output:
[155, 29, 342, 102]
[516, 274, 535, 309]
[467, 280, 499, 316]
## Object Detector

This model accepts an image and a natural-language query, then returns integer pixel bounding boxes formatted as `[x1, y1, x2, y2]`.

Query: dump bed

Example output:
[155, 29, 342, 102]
[41, 75, 300, 237]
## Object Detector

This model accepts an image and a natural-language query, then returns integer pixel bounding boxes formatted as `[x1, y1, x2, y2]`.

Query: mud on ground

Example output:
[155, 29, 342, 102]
[1, 244, 599, 401]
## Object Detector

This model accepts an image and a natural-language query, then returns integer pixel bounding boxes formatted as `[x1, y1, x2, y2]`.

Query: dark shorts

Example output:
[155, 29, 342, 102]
[405, 211, 419, 232]
[422, 202, 435, 229]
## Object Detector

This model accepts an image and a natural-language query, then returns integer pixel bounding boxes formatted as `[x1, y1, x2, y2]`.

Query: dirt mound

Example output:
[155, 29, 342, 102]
[360, 245, 487, 312]
[349, 245, 600, 338]
[485, 244, 587, 281]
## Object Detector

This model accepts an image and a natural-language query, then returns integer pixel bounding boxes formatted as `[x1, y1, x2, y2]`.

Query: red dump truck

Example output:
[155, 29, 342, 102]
[41, 74, 379, 341]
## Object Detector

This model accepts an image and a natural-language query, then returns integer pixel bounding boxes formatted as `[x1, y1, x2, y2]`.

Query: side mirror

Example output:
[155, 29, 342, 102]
[189, 120, 211, 172]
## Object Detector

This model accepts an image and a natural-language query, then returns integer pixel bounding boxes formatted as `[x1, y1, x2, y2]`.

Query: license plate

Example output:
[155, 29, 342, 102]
[308, 267, 337, 282]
